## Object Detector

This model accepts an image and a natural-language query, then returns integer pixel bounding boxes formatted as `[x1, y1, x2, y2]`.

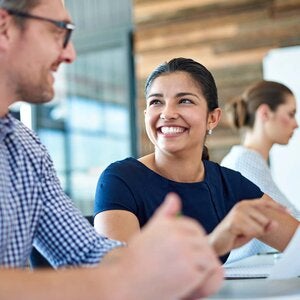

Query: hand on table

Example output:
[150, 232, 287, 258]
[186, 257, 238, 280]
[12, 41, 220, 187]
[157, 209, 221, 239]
[209, 197, 287, 256]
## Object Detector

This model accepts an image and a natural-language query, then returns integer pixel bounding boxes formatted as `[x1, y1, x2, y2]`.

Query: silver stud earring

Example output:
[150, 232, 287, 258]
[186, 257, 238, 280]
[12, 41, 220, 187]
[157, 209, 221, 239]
[207, 129, 213, 135]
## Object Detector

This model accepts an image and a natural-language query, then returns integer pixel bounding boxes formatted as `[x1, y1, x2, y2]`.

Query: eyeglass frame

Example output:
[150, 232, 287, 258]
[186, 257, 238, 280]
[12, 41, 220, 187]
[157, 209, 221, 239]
[5, 8, 75, 48]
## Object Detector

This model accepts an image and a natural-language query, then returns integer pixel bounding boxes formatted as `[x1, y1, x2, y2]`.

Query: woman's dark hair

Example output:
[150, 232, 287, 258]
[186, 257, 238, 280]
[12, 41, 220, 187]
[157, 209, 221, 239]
[144, 57, 219, 160]
[227, 80, 294, 129]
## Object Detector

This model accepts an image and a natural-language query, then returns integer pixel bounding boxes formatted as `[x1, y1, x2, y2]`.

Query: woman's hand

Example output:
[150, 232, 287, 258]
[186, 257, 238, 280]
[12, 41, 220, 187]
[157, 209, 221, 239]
[208, 196, 287, 256]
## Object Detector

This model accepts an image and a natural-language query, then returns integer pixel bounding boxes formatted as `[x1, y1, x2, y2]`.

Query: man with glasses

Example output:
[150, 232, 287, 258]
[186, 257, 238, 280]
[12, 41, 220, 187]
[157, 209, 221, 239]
[6, 8, 75, 48]
[0, 0, 223, 299]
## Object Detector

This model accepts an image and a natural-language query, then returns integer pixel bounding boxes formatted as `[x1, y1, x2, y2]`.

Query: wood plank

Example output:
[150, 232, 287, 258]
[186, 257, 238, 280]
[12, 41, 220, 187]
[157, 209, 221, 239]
[134, 0, 272, 27]
[135, 46, 270, 79]
[134, 10, 267, 54]
[135, 10, 300, 54]
[273, 0, 300, 11]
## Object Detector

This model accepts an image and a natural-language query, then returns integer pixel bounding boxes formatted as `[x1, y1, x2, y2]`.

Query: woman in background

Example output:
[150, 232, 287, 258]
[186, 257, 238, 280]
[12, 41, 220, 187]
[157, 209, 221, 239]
[221, 80, 300, 261]
[94, 59, 299, 263]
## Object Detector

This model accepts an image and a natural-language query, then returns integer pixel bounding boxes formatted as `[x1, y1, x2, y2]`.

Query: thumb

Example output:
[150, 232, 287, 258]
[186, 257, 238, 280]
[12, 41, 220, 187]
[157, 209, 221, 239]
[153, 192, 182, 219]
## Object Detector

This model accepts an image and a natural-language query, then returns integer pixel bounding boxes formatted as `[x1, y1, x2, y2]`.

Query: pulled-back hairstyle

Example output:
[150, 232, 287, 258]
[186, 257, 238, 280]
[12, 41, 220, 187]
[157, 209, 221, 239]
[226, 80, 294, 129]
[144, 57, 219, 160]
[0, 0, 41, 27]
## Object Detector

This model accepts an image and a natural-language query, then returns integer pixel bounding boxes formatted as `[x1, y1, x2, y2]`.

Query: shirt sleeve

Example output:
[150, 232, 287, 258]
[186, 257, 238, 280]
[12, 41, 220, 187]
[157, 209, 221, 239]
[94, 165, 138, 216]
[230, 151, 300, 220]
[237, 172, 264, 200]
[33, 149, 124, 268]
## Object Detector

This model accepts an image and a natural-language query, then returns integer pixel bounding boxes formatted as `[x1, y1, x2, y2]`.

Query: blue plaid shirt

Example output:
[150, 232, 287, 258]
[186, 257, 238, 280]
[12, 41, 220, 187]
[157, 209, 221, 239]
[0, 114, 123, 268]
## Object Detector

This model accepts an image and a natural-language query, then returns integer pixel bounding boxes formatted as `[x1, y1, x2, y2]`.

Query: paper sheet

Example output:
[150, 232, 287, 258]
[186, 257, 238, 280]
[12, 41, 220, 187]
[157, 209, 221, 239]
[268, 226, 300, 280]
[225, 264, 273, 279]
[224, 226, 300, 280]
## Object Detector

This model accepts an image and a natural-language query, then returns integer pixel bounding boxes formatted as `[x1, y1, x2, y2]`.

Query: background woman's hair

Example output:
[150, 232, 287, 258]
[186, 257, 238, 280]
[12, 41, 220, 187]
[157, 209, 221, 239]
[226, 80, 294, 129]
[145, 57, 219, 160]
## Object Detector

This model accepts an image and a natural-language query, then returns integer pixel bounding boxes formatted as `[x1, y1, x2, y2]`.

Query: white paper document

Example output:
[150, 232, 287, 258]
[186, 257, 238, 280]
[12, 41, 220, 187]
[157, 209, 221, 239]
[224, 226, 300, 280]
[225, 264, 273, 279]
[268, 226, 300, 280]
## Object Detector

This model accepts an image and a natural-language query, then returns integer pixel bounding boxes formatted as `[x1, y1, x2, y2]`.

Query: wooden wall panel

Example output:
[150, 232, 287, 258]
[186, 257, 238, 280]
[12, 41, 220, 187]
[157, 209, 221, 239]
[133, 0, 300, 162]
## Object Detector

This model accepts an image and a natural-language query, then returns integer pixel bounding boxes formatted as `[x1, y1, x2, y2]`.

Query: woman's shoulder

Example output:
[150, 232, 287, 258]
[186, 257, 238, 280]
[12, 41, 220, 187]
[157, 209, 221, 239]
[221, 145, 263, 169]
[205, 159, 263, 199]
[204, 159, 254, 191]
[104, 157, 140, 174]
[204, 159, 243, 179]
[102, 157, 160, 181]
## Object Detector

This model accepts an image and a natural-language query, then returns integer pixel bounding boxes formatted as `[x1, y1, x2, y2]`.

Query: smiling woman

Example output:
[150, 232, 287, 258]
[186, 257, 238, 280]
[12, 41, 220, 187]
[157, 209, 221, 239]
[94, 57, 300, 263]
[143, 70, 221, 169]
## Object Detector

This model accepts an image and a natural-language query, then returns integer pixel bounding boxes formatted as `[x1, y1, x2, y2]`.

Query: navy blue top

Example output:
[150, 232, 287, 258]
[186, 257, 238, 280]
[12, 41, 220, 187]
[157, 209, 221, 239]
[94, 157, 263, 262]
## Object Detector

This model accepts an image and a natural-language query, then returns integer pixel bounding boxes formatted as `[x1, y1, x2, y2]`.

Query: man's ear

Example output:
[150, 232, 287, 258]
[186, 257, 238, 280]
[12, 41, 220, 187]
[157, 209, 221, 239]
[207, 108, 222, 131]
[0, 9, 12, 51]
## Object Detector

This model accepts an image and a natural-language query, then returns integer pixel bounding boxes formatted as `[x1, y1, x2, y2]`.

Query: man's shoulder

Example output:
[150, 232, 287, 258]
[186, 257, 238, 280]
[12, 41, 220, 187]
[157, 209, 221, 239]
[9, 115, 40, 142]
[8, 114, 48, 157]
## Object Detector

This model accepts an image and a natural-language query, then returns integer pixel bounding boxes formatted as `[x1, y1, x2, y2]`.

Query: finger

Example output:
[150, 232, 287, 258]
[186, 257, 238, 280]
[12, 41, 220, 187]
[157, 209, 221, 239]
[184, 266, 224, 299]
[244, 202, 282, 233]
[257, 195, 289, 213]
[264, 220, 279, 232]
[238, 221, 265, 237]
[233, 219, 278, 249]
[181, 234, 216, 256]
[234, 235, 253, 248]
[186, 246, 220, 278]
[246, 205, 274, 228]
[152, 192, 182, 219]
[240, 198, 287, 216]
[230, 213, 270, 237]
[236, 200, 280, 230]
[174, 217, 207, 236]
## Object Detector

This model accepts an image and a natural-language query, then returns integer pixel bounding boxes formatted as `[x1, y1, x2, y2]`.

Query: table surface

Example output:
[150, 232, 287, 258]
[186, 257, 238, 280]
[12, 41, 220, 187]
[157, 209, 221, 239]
[207, 254, 300, 299]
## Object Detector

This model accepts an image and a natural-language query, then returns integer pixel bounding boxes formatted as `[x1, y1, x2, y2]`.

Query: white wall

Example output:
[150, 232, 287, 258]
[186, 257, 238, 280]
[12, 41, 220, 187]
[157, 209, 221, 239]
[263, 45, 300, 210]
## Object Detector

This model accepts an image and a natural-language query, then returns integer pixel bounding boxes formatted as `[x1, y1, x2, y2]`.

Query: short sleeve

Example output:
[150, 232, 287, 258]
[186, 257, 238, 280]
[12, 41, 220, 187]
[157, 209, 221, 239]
[238, 173, 264, 200]
[94, 166, 138, 216]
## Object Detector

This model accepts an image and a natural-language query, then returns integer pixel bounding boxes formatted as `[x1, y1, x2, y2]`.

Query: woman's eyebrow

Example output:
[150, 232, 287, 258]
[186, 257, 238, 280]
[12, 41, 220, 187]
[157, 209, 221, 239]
[175, 92, 198, 97]
[147, 92, 200, 98]
[147, 93, 163, 98]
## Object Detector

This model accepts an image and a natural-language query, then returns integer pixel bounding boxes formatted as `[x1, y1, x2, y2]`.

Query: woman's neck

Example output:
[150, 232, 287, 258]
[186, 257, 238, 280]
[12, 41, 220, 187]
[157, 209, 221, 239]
[243, 131, 273, 161]
[139, 152, 205, 183]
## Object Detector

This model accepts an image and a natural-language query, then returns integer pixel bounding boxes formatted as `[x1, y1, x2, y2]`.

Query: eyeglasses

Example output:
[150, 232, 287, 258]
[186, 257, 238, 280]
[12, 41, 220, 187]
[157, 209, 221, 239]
[6, 9, 75, 48]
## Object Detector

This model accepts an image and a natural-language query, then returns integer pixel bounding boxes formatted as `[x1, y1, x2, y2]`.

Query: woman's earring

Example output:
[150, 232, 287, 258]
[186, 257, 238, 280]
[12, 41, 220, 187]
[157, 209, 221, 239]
[207, 128, 213, 135]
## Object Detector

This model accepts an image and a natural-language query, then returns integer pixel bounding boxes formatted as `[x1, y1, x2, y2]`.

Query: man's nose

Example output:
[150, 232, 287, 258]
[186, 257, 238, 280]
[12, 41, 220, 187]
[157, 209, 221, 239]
[61, 41, 77, 64]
